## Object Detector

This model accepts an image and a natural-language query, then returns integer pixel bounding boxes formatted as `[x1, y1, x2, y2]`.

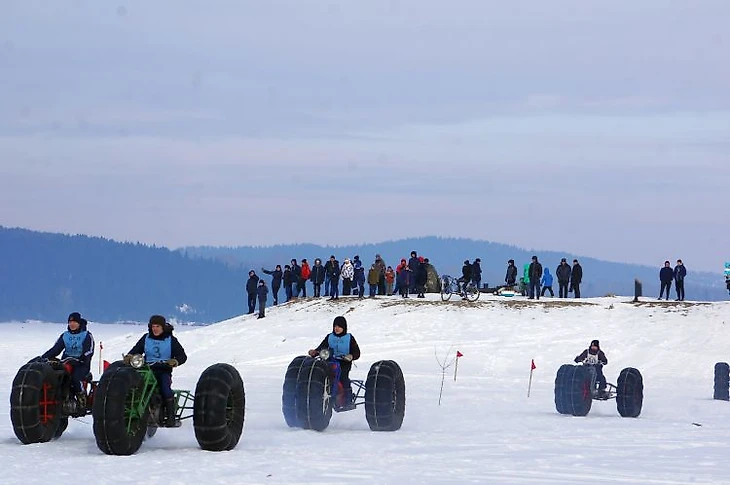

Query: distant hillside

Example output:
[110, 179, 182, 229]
[182, 236, 727, 301]
[0, 226, 249, 323]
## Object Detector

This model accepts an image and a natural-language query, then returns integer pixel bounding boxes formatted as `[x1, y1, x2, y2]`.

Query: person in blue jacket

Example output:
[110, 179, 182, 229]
[42, 312, 95, 405]
[125, 315, 187, 426]
[308, 316, 361, 410]
[540, 267, 554, 297]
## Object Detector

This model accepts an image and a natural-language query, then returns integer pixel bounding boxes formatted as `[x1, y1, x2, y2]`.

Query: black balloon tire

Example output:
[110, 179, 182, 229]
[365, 360, 406, 431]
[282, 356, 308, 427]
[616, 367, 644, 418]
[713, 362, 729, 401]
[295, 358, 333, 431]
[92, 366, 149, 455]
[554, 364, 592, 417]
[10, 362, 62, 444]
[193, 363, 246, 451]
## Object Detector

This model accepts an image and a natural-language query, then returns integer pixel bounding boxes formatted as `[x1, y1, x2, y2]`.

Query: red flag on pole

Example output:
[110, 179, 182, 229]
[456, 351, 463, 358]
[103, 360, 111, 371]
[531, 359, 536, 370]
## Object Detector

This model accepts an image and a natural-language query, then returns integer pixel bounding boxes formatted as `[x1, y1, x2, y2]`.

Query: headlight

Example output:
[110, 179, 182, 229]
[130, 354, 145, 369]
[319, 348, 331, 360]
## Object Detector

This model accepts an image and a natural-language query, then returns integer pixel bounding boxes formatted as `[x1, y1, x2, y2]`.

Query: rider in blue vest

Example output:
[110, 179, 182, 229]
[126, 315, 187, 426]
[309, 315, 361, 410]
[42, 311, 95, 405]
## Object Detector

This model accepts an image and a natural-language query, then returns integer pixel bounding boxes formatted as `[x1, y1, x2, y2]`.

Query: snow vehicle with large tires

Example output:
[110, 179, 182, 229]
[713, 362, 729, 400]
[10, 357, 97, 444]
[554, 363, 643, 417]
[282, 349, 405, 432]
[92, 355, 245, 455]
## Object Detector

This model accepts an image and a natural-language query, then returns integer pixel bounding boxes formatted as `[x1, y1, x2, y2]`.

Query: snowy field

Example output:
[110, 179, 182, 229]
[2, 294, 730, 485]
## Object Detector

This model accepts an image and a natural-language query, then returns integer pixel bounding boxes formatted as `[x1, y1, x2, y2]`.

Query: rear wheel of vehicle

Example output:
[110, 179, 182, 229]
[464, 283, 480, 302]
[10, 362, 62, 444]
[54, 417, 69, 439]
[555, 364, 592, 416]
[440, 279, 453, 301]
[616, 367, 643, 418]
[365, 360, 406, 431]
[282, 356, 308, 427]
[193, 363, 246, 451]
[713, 362, 729, 401]
[295, 359, 333, 431]
[92, 366, 149, 455]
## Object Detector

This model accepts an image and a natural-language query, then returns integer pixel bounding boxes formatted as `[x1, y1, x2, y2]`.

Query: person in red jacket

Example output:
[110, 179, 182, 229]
[299, 258, 311, 297]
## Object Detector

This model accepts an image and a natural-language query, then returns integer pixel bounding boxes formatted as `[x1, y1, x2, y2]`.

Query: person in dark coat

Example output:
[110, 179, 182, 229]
[460, 260, 473, 295]
[528, 256, 543, 299]
[416, 256, 428, 298]
[574, 339, 608, 396]
[673, 259, 687, 301]
[309, 316, 361, 411]
[471, 258, 483, 290]
[505, 259, 518, 286]
[570, 259, 583, 298]
[397, 258, 411, 298]
[353, 255, 365, 298]
[290, 259, 302, 297]
[125, 315, 187, 426]
[556, 258, 571, 298]
[256, 279, 268, 318]
[42, 312, 95, 404]
[262, 265, 283, 305]
[659, 260, 673, 300]
[246, 270, 260, 314]
[325, 256, 341, 300]
[282, 265, 294, 302]
[408, 251, 419, 294]
[310, 258, 326, 297]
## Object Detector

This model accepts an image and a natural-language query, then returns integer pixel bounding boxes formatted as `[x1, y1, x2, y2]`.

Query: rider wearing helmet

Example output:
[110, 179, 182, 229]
[575, 339, 608, 396]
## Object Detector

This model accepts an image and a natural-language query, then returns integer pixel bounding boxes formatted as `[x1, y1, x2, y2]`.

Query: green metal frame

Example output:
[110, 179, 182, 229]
[123, 366, 196, 432]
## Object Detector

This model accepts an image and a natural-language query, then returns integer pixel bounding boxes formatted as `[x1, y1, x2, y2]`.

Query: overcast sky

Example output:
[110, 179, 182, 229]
[1, 1, 728, 272]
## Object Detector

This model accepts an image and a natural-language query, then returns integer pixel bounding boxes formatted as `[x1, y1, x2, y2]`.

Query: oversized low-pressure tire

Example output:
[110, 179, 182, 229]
[10, 362, 63, 444]
[54, 417, 69, 439]
[616, 367, 643, 418]
[282, 356, 308, 427]
[193, 363, 246, 451]
[554, 364, 592, 416]
[365, 360, 406, 431]
[92, 366, 149, 455]
[713, 362, 729, 401]
[295, 359, 333, 431]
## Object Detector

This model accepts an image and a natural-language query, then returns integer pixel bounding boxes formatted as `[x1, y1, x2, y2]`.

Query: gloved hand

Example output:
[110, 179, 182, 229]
[308, 349, 318, 357]
[122, 354, 133, 365]
[342, 354, 353, 362]
[167, 358, 179, 367]
[47, 356, 60, 363]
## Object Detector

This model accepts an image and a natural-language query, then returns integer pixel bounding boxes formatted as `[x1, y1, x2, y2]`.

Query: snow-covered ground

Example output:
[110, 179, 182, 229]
[2, 295, 730, 484]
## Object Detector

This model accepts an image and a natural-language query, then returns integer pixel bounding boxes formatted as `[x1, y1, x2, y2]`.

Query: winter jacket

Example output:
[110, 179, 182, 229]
[472, 261, 482, 279]
[300, 262, 311, 282]
[325, 260, 341, 280]
[283, 268, 294, 285]
[262, 268, 283, 288]
[396, 263, 410, 286]
[505, 264, 518, 285]
[541, 268, 553, 287]
[674, 264, 687, 282]
[528, 261, 543, 282]
[659, 266, 673, 283]
[385, 268, 395, 284]
[341, 261, 354, 280]
[290, 263, 302, 281]
[257, 283, 268, 300]
[367, 267, 380, 285]
[461, 263, 473, 282]
[374, 256, 386, 276]
[556, 263, 571, 283]
[128, 327, 187, 372]
[246, 274, 260, 293]
[416, 262, 428, 286]
[354, 265, 366, 284]
[574, 348, 607, 365]
[42, 319, 95, 367]
[571, 263, 583, 284]
[408, 256, 420, 274]
[522, 264, 530, 283]
[310, 264, 326, 284]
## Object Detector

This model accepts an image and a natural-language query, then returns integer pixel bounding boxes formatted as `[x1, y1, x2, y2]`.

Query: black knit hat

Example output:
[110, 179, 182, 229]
[333, 315, 348, 333]
[68, 312, 82, 323]
[590, 339, 600, 348]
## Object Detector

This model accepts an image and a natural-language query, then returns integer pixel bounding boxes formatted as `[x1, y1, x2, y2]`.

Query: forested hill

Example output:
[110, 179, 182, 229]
[0, 227, 250, 323]
[1, 228, 726, 323]
[183, 236, 727, 302]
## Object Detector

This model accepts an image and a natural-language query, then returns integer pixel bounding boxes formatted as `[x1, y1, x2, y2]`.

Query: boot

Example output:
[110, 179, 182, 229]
[76, 392, 87, 410]
[163, 398, 177, 427]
